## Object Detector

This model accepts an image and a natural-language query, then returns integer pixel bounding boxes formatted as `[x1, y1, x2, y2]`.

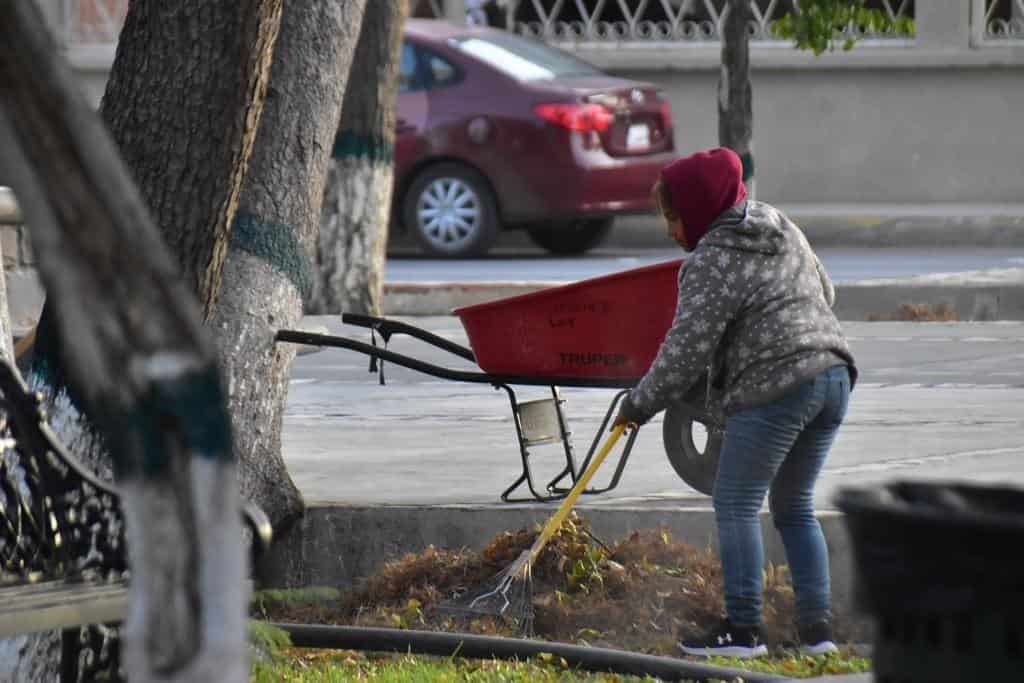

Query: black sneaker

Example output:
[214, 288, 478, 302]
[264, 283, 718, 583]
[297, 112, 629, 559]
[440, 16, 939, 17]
[798, 620, 839, 655]
[678, 618, 768, 658]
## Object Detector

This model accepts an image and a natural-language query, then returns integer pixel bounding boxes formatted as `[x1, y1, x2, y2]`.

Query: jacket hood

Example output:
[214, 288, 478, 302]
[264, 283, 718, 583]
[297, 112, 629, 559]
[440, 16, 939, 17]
[700, 200, 787, 256]
[660, 147, 747, 247]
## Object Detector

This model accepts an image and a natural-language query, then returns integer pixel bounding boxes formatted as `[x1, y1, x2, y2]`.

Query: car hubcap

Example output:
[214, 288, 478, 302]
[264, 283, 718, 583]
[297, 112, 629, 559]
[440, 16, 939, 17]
[417, 178, 481, 251]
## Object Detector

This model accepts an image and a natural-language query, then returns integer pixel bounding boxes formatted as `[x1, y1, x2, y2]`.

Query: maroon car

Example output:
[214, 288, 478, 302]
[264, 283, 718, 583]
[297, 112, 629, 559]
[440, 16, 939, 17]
[394, 19, 676, 258]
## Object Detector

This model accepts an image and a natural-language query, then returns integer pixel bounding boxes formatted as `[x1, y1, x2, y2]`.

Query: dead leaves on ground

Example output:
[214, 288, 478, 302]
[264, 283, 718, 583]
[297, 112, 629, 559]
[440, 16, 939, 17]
[255, 512, 800, 655]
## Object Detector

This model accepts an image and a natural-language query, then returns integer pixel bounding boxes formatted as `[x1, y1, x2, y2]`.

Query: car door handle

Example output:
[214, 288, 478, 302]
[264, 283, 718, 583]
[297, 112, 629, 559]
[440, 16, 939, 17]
[396, 118, 416, 134]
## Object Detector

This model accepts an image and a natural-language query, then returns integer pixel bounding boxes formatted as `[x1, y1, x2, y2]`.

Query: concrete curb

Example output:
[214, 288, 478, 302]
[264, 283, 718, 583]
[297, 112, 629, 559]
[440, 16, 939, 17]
[383, 281, 550, 317]
[834, 268, 1024, 321]
[383, 268, 1024, 320]
[260, 503, 870, 639]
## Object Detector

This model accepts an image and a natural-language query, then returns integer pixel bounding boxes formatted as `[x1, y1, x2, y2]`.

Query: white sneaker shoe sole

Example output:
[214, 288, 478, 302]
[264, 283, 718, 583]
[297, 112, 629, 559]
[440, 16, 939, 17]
[800, 640, 839, 656]
[678, 643, 769, 659]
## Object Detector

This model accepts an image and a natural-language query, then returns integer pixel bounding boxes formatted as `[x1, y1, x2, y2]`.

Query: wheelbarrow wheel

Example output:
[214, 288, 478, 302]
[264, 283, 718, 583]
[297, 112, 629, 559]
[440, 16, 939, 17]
[662, 400, 724, 496]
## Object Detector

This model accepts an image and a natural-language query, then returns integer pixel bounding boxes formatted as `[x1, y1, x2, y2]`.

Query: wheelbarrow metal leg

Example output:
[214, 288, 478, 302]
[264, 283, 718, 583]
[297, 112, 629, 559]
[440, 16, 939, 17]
[543, 386, 579, 494]
[550, 389, 637, 496]
[498, 385, 578, 503]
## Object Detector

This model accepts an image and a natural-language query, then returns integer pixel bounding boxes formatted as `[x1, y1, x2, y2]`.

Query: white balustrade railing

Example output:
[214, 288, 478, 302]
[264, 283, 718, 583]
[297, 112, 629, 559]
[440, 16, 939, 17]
[974, 0, 1024, 44]
[504, 0, 914, 45]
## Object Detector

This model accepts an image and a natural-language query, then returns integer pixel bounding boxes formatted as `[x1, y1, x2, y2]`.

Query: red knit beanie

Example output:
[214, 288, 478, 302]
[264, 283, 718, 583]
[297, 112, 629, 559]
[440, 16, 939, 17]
[660, 147, 747, 247]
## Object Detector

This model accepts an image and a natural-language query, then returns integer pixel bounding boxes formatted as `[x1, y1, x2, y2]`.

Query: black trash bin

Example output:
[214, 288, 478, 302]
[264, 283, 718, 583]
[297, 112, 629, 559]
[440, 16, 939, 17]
[835, 480, 1024, 683]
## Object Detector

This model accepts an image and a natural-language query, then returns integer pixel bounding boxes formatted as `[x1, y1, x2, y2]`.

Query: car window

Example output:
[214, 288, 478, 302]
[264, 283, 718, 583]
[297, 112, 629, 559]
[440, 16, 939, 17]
[450, 32, 602, 82]
[426, 53, 458, 88]
[400, 42, 461, 92]
[399, 42, 419, 93]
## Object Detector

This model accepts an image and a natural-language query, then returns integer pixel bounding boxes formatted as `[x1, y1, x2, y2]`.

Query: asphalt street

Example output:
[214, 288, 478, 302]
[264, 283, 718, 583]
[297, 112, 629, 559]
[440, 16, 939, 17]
[281, 317, 1024, 511]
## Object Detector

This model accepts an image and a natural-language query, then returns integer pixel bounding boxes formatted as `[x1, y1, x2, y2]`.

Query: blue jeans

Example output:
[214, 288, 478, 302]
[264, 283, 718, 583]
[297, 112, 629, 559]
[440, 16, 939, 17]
[713, 365, 851, 627]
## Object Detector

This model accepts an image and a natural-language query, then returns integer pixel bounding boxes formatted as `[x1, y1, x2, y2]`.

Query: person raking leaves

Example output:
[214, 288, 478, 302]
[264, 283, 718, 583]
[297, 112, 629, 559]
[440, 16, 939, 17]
[613, 147, 857, 659]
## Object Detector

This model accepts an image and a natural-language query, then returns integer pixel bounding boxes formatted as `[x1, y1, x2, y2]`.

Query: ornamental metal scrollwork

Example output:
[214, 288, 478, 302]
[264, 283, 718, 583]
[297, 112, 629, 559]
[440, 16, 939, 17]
[59, 0, 927, 48]
[0, 362, 126, 585]
[0, 360, 126, 682]
[982, 0, 1024, 42]
[509, 0, 914, 44]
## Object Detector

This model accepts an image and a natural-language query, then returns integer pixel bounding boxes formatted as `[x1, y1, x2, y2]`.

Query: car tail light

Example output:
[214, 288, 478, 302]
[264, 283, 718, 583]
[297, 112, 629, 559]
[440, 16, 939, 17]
[534, 103, 614, 133]
[659, 99, 673, 126]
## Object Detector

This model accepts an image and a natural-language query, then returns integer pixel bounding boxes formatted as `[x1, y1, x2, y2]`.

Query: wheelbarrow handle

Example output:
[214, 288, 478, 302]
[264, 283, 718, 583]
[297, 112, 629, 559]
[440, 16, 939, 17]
[341, 313, 476, 363]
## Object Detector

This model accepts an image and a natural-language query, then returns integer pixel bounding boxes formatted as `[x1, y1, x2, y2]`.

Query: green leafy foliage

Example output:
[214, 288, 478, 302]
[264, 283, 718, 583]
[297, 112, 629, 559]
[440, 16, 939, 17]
[565, 546, 607, 594]
[772, 0, 915, 55]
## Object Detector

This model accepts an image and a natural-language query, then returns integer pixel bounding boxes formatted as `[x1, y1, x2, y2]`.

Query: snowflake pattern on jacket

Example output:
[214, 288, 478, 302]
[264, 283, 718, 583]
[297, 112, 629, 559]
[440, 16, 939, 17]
[621, 200, 856, 425]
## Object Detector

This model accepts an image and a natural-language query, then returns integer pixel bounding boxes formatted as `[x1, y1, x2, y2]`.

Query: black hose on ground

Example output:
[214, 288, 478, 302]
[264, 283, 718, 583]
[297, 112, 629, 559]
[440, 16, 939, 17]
[275, 623, 793, 682]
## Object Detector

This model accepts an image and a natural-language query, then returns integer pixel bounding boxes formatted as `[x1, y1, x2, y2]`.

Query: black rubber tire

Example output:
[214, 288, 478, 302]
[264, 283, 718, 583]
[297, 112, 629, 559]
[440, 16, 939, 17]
[402, 163, 500, 258]
[526, 217, 613, 255]
[662, 389, 725, 496]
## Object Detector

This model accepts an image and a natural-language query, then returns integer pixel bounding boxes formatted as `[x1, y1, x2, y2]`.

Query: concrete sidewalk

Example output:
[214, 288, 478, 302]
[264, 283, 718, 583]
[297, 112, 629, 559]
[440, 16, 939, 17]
[381, 266, 1024, 320]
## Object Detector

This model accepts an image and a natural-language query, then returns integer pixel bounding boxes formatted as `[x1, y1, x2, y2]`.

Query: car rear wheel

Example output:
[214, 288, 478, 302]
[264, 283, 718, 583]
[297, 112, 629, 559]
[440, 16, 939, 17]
[403, 163, 500, 258]
[526, 218, 613, 255]
[662, 394, 724, 496]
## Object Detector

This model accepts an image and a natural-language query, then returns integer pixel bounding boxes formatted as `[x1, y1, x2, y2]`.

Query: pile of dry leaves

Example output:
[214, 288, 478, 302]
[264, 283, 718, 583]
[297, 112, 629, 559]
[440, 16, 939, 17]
[254, 513, 831, 656]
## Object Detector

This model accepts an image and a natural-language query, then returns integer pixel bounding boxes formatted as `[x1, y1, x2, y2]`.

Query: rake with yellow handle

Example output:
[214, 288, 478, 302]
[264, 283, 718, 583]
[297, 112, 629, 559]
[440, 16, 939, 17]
[441, 424, 632, 632]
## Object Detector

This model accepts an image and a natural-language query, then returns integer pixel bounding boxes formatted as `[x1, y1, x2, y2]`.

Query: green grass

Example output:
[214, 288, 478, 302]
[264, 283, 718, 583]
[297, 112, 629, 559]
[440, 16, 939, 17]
[251, 647, 870, 682]
[252, 651, 663, 682]
[248, 615, 870, 681]
[704, 650, 871, 677]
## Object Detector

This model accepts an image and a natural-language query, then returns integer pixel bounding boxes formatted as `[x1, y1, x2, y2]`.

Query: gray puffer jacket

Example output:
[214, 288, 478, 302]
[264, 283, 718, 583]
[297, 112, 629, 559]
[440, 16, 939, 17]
[621, 200, 856, 424]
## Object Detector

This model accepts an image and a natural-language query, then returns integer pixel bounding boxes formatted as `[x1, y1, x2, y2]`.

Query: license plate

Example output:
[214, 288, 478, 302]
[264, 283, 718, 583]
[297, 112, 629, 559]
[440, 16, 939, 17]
[626, 124, 650, 150]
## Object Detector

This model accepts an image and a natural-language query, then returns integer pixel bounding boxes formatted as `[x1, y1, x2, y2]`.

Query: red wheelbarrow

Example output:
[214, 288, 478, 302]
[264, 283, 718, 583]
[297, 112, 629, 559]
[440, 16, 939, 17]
[276, 259, 723, 503]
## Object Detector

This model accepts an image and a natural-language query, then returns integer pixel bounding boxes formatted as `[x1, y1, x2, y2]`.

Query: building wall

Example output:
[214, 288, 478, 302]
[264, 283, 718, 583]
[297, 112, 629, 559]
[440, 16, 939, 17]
[615, 63, 1023, 203]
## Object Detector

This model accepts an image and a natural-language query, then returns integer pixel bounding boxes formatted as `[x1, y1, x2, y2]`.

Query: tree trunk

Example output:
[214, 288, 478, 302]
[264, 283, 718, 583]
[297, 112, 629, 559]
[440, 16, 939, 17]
[0, 254, 11, 364]
[0, 631, 60, 682]
[26, 0, 282, 476]
[213, 0, 368, 536]
[101, 0, 282, 319]
[719, 0, 755, 197]
[0, 2, 255, 680]
[309, 0, 406, 315]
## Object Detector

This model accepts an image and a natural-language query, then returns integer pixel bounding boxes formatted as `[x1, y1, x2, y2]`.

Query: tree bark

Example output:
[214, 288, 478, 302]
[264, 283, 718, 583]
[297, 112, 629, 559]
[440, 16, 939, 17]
[0, 2, 256, 680]
[309, 0, 406, 315]
[101, 0, 282, 319]
[27, 0, 283, 479]
[719, 0, 755, 197]
[0, 252, 11, 364]
[213, 0, 368, 535]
